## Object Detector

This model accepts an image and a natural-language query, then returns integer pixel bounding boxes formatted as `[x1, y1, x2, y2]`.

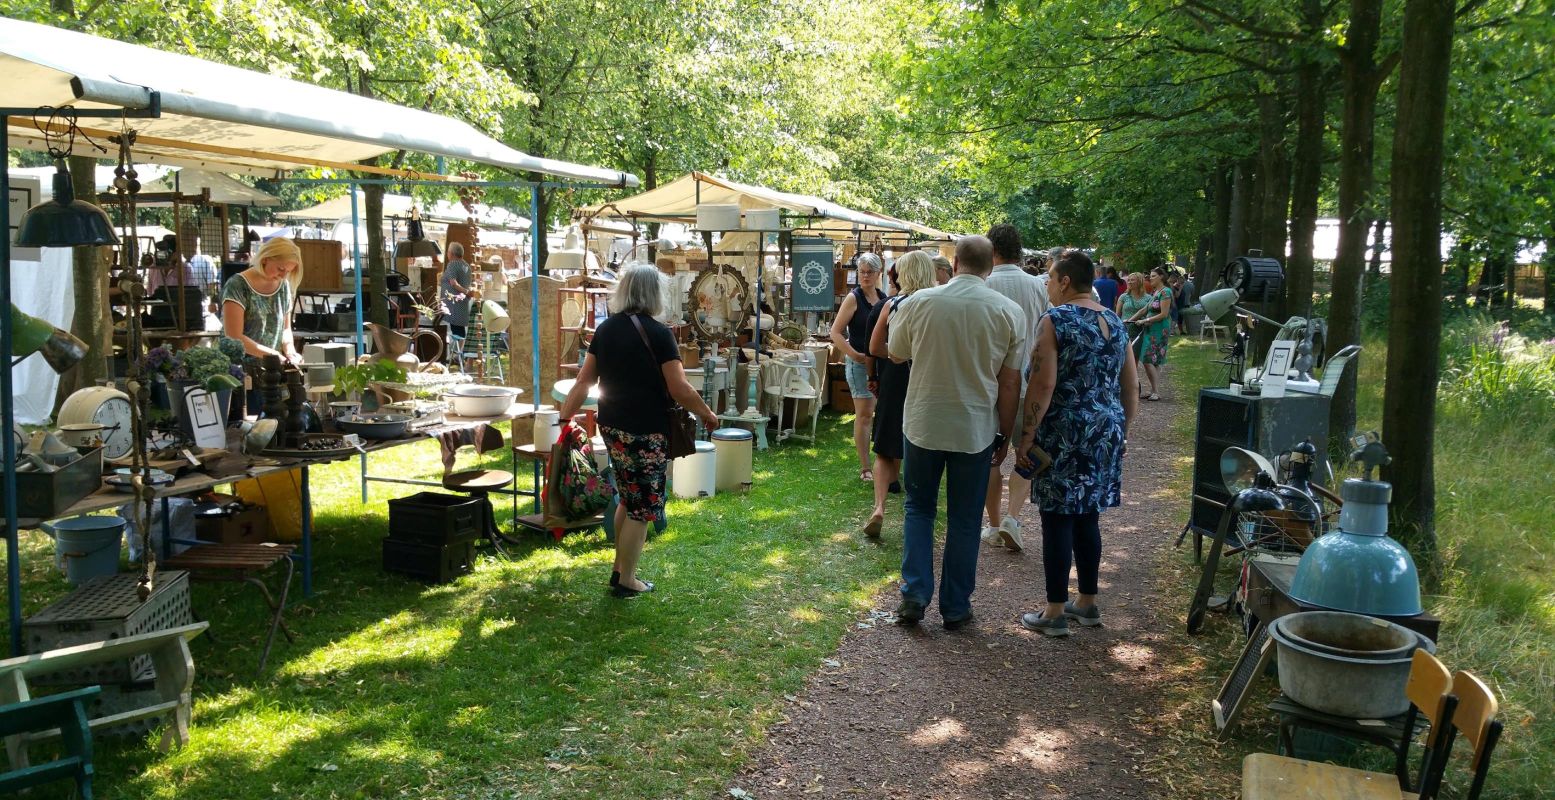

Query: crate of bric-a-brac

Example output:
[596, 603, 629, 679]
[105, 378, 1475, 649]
[23, 570, 193, 686]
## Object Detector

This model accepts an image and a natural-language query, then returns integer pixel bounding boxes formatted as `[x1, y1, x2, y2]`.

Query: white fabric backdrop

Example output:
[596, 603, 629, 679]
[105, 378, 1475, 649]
[11, 246, 76, 424]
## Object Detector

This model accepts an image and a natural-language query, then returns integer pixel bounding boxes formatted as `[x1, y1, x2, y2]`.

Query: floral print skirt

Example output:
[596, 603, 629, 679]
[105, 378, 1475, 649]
[601, 425, 670, 523]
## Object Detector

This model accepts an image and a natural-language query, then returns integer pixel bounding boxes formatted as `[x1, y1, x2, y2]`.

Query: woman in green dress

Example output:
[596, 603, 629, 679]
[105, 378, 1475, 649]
[1124, 267, 1173, 401]
[1116, 272, 1150, 363]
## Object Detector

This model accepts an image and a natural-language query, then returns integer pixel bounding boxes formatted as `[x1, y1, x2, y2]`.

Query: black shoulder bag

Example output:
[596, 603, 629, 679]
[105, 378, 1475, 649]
[629, 314, 698, 459]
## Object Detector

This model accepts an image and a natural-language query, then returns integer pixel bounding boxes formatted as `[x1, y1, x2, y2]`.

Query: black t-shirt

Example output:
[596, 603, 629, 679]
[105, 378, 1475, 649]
[590, 312, 681, 435]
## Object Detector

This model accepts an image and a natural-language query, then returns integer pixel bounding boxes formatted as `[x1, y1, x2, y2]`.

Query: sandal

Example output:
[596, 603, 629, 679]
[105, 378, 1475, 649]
[1147, 393, 1161, 401]
[860, 469, 874, 482]
[864, 512, 883, 538]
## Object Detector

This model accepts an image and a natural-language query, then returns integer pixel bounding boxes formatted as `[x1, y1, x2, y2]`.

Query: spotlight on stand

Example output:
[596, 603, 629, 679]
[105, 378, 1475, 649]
[8, 304, 88, 373]
[16, 162, 119, 248]
[393, 207, 441, 260]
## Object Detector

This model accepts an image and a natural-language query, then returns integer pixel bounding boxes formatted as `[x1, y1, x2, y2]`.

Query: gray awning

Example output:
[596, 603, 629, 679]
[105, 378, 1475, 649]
[0, 17, 638, 187]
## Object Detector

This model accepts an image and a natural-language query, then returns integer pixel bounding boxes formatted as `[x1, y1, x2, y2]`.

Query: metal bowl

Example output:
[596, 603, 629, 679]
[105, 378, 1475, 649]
[334, 413, 413, 440]
[444, 385, 521, 417]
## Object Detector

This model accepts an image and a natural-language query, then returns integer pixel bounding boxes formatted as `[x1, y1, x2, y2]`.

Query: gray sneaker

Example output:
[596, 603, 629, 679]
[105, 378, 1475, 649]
[1063, 601, 1102, 627]
[998, 516, 1024, 552]
[1019, 611, 1070, 637]
[980, 525, 1001, 545]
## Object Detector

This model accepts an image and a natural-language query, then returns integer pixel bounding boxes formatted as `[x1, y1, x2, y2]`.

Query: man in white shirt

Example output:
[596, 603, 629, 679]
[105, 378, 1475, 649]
[887, 235, 1025, 629]
[981, 224, 1049, 552]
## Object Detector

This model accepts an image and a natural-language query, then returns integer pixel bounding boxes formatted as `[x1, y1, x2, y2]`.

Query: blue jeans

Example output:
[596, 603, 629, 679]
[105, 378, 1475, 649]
[901, 438, 994, 617]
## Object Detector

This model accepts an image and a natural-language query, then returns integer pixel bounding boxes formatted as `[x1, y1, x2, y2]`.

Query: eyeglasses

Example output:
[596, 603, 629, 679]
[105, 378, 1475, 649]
[858, 268, 879, 275]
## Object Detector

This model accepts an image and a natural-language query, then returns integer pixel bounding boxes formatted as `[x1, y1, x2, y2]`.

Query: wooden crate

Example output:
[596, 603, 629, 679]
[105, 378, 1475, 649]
[296, 239, 344, 291]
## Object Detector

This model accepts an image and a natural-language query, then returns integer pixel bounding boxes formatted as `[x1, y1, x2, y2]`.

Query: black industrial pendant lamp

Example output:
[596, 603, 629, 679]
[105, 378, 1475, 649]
[393, 207, 441, 259]
[17, 161, 119, 248]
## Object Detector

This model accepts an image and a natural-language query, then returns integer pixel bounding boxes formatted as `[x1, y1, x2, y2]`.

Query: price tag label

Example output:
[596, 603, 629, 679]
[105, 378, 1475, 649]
[181, 448, 202, 466]
[342, 433, 367, 453]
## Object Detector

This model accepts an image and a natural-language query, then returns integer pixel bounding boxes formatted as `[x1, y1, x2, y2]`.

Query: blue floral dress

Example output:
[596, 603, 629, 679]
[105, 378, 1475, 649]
[1032, 305, 1127, 514]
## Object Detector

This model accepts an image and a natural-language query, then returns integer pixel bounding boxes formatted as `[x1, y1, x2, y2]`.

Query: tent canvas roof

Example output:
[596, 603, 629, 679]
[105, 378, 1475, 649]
[141, 168, 281, 206]
[0, 17, 637, 186]
[578, 172, 923, 238]
[275, 192, 530, 232]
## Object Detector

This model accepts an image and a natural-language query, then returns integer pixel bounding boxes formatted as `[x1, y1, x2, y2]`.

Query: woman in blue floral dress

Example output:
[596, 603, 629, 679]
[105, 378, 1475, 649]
[1016, 250, 1139, 637]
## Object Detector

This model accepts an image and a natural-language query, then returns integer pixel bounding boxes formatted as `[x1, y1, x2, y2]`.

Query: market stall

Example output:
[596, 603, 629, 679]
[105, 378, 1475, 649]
[2, 16, 639, 661]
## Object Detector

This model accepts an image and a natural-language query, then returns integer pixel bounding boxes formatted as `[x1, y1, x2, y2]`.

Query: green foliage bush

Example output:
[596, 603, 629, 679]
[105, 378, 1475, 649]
[1438, 314, 1555, 419]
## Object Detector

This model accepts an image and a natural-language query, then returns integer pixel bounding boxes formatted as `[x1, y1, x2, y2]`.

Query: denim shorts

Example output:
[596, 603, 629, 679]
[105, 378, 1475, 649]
[844, 359, 874, 400]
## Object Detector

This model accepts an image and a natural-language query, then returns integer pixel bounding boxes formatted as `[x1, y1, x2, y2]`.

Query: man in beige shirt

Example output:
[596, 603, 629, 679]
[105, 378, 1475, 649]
[887, 235, 1025, 628]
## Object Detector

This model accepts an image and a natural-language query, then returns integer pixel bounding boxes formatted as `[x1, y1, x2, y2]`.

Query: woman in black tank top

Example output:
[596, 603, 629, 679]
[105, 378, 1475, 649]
[829, 253, 887, 481]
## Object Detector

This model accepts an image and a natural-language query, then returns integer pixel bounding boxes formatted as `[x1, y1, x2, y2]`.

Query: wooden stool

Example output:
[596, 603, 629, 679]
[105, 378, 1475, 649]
[442, 469, 515, 547]
[160, 543, 296, 673]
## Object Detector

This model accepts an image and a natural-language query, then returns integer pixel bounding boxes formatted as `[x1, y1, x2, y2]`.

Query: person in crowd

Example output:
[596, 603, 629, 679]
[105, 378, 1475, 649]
[1094, 264, 1121, 313]
[441, 242, 475, 338]
[1123, 266, 1173, 400]
[981, 223, 1050, 553]
[1017, 249, 1138, 637]
[887, 236, 1024, 629]
[829, 252, 887, 482]
[1117, 271, 1150, 371]
[222, 236, 303, 365]
[1105, 268, 1125, 302]
[1168, 272, 1187, 334]
[144, 234, 198, 297]
[931, 253, 953, 285]
[560, 265, 719, 598]
[861, 251, 937, 537]
[1178, 271, 1198, 333]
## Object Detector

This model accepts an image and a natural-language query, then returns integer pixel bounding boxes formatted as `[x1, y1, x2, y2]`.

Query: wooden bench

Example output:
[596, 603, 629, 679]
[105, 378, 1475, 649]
[160, 543, 296, 673]
[0, 686, 99, 798]
[0, 622, 208, 771]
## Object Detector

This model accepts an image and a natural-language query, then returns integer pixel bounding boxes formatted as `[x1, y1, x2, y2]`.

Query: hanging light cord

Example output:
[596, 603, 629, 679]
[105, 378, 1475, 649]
[27, 106, 109, 163]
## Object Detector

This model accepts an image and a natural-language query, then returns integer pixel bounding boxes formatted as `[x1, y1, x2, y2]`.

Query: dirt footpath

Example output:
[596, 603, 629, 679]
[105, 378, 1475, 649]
[733, 393, 1182, 799]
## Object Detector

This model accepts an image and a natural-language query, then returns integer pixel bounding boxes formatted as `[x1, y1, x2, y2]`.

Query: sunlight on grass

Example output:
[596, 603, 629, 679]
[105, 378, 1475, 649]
[3, 413, 907, 799]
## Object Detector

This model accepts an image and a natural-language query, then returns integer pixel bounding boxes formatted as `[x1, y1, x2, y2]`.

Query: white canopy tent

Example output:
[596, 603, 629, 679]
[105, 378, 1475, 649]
[0, 17, 638, 187]
[276, 192, 530, 232]
[141, 168, 281, 207]
[578, 172, 931, 239]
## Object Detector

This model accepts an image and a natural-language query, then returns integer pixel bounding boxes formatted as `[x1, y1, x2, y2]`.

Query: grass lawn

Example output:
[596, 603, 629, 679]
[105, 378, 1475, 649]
[1155, 325, 1555, 800]
[5, 414, 904, 799]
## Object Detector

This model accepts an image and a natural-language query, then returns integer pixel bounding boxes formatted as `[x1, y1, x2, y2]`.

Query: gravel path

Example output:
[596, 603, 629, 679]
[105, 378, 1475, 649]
[733, 389, 1182, 799]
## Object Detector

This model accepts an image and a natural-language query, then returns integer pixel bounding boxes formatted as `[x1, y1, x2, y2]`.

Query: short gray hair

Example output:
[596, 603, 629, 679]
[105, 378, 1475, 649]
[610, 264, 666, 317]
[448, 242, 465, 260]
[1047, 246, 1064, 262]
[856, 252, 883, 273]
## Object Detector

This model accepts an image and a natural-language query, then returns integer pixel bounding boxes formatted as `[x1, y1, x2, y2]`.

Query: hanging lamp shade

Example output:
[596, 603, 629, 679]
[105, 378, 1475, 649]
[545, 224, 587, 271]
[17, 164, 119, 248]
[393, 213, 441, 259]
[9, 303, 88, 373]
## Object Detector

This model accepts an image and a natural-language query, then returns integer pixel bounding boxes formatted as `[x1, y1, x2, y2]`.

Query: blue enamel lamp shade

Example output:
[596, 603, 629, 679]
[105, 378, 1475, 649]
[16, 165, 120, 248]
[1289, 479, 1423, 616]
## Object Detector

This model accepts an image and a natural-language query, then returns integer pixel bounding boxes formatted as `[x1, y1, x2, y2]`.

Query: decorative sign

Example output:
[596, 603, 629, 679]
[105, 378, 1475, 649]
[7, 174, 42, 262]
[1261, 340, 1296, 398]
[791, 237, 835, 312]
[178, 386, 229, 449]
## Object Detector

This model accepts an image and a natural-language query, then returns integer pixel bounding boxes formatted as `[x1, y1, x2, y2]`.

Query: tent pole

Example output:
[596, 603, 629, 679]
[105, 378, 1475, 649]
[351, 184, 367, 504]
[2, 121, 22, 655]
[530, 184, 541, 411]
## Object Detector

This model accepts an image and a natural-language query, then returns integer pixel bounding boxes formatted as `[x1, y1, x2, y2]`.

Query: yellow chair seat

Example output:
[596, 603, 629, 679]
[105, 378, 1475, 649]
[1243, 753, 1402, 800]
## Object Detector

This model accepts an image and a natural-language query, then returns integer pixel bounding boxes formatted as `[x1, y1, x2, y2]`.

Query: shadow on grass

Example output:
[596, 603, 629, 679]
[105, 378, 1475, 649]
[12, 413, 907, 799]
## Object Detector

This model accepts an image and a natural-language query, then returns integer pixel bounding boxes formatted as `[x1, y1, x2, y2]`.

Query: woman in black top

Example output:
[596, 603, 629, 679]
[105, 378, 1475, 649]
[829, 252, 887, 482]
[560, 266, 718, 597]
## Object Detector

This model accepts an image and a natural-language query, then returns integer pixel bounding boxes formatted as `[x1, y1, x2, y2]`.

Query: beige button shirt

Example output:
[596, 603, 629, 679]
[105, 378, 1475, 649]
[985, 263, 1050, 372]
[888, 273, 1026, 453]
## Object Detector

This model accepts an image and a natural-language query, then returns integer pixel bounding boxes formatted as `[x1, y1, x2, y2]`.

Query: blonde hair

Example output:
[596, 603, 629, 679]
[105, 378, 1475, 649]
[895, 250, 936, 295]
[254, 237, 304, 291]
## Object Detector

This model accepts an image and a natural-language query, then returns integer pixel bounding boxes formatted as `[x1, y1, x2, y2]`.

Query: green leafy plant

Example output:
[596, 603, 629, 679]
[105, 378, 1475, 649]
[334, 360, 409, 399]
[180, 346, 245, 393]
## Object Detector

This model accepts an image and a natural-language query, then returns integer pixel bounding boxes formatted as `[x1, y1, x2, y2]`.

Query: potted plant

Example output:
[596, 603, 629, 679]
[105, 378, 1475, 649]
[334, 360, 408, 411]
[140, 345, 181, 412]
[178, 345, 244, 424]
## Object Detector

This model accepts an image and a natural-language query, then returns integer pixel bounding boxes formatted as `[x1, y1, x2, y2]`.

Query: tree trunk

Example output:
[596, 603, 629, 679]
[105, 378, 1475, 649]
[54, 155, 111, 414]
[1382, 0, 1455, 585]
[1447, 240, 1471, 305]
[364, 182, 389, 327]
[1480, 242, 1514, 311]
[1543, 235, 1555, 316]
[1227, 160, 1253, 261]
[1246, 159, 1266, 255]
[1367, 217, 1388, 281]
[1287, 25, 1326, 320]
[1257, 92, 1293, 316]
[1209, 165, 1232, 288]
[1327, 0, 1387, 449]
